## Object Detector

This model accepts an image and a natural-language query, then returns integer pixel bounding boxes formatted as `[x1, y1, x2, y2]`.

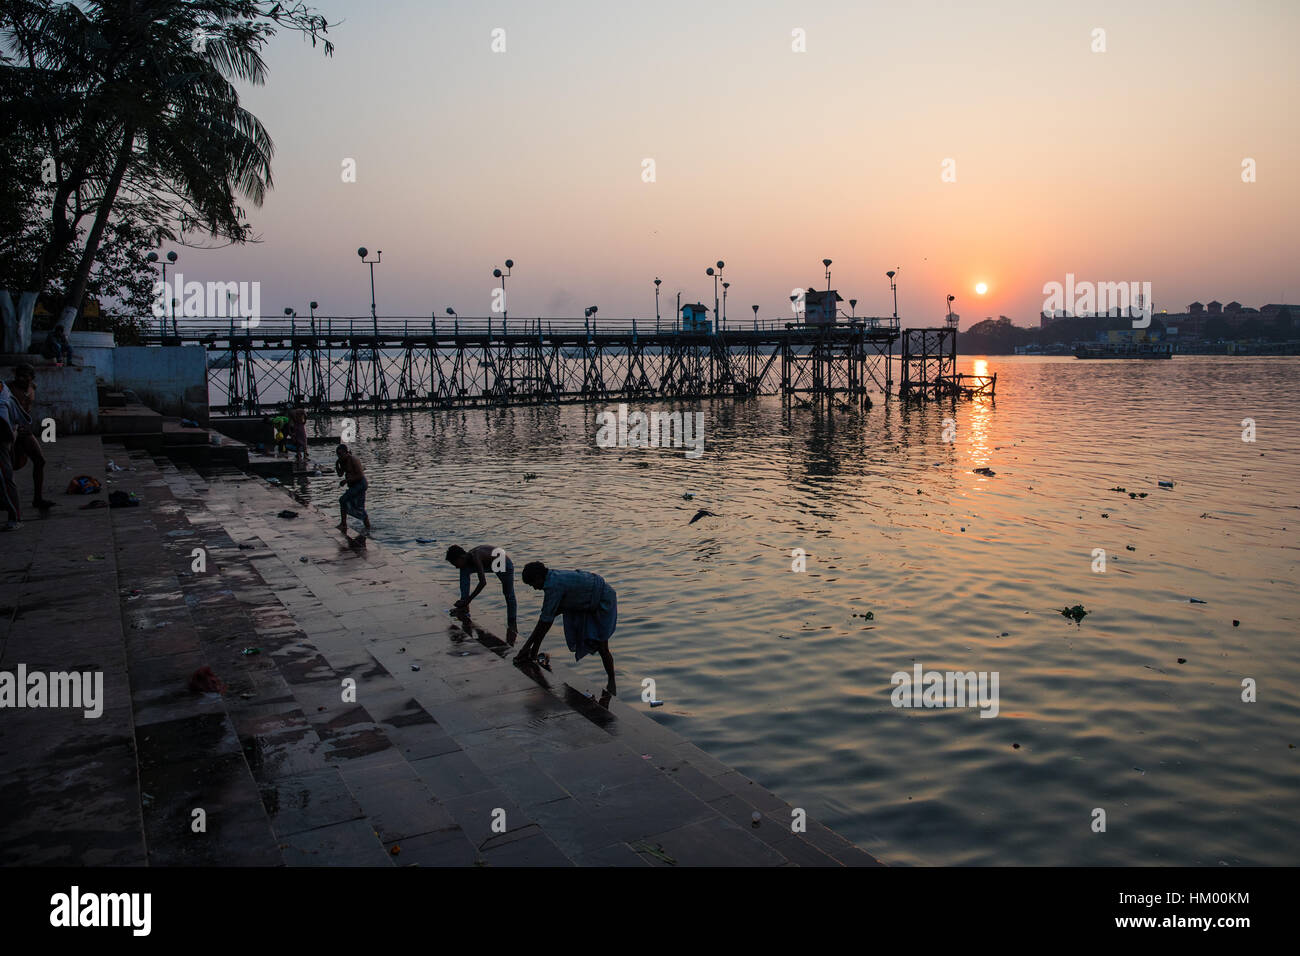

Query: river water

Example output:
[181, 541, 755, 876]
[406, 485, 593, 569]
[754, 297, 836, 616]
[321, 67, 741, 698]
[290, 355, 1300, 865]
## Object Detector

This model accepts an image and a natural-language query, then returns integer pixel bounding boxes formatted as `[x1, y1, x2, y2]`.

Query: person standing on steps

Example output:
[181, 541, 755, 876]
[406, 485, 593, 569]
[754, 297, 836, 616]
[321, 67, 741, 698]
[8, 365, 54, 511]
[289, 407, 309, 467]
[334, 443, 371, 533]
[0, 377, 31, 531]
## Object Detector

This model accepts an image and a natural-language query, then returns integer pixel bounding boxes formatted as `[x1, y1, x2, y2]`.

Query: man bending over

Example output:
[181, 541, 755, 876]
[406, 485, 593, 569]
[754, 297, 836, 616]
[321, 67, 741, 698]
[517, 561, 618, 695]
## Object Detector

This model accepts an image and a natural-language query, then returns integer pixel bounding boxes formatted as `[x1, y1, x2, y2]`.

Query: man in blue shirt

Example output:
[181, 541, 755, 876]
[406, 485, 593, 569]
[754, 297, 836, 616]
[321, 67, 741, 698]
[517, 562, 618, 695]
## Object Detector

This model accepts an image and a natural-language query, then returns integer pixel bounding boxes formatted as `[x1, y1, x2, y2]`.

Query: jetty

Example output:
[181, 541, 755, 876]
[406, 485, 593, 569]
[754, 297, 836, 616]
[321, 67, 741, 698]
[145, 312, 995, 415]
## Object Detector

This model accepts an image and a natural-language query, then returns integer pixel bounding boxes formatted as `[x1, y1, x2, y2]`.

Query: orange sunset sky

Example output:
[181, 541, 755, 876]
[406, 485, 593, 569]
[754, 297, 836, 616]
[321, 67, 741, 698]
[185, 0, 1299, 328]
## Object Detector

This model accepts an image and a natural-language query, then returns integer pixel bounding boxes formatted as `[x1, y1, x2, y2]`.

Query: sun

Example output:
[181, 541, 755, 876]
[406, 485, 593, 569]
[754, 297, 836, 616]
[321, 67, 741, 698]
[975, 282, 988, 295]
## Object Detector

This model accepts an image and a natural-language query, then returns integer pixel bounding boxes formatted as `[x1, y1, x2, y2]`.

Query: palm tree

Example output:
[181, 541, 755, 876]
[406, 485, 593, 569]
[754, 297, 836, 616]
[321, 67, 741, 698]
[0, 0, 333, 343]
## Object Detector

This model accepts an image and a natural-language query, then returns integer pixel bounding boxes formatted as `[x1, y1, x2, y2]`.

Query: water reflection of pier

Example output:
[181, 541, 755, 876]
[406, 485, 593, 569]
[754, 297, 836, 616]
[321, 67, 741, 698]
[149, 315, 995, 415]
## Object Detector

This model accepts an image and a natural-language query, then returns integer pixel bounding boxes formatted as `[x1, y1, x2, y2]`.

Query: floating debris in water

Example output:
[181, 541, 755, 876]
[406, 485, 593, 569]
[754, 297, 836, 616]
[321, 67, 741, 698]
[1126, 545, 1136, 551]
[682, 492, 695, 500]
[522, 472, 538, 480]
[1177, 658, 1187, 664]
[1060, 605, 1089, 625]
[1233, 620, 1240, 627]
[415, 537, 435, 544]
[1000, 631, 1010, 637]
[973, 467, 996, 476]
[1189, 598, 1207, 604]
[1158, 479, 1175, 488]
[1101, 513, 1110, 518]
[1109, 486, 1126, 492]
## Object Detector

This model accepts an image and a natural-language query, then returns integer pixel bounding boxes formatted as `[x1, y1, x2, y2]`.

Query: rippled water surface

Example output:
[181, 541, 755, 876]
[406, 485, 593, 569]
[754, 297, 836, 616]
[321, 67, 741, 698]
[293, 356, 1300, 865]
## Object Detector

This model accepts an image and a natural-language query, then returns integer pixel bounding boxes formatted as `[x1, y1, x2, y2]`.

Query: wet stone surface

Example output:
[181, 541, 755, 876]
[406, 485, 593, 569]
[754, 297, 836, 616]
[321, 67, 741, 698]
[0, 439, 875, 867]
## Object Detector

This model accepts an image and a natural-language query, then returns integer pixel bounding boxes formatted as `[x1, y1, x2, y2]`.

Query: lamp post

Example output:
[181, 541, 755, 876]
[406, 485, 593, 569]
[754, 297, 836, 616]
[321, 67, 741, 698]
[823, 258, 832, 293]
[654, 277, 662, 329]
[309, 300, 318, 336]
[886, 268, 899, 322]
[493, 259, 514, 325]
[721, 281, 729, 329]
[358, 246, 382, 397]
[849, 298, 858, 319]
[946, 294, 957, 328]
[706, 260, 724, 331]
[146, 250, 178, 337]
[284, 306, 296, 337]
[751, 303, 759, 331]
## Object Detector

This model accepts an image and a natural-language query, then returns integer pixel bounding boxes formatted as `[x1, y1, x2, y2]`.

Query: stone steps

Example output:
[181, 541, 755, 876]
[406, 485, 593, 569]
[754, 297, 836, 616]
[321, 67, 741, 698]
[167, 460, 877, 866]
[150, 455, 491, 865]
[0, 435, 145, 865]
[1, 437, 878, 866]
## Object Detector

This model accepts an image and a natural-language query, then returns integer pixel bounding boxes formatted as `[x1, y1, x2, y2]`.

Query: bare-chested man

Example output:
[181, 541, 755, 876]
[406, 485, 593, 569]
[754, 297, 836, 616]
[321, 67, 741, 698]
[445, 544, 519, 642]
[9, 366, 53, 511]
[335, 443, 371, 533]
[289, 407, 309, 466]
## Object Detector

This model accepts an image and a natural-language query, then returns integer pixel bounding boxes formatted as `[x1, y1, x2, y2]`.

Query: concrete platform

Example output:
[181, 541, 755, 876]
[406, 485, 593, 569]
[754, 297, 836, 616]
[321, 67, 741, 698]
[0, 439, 878, 866]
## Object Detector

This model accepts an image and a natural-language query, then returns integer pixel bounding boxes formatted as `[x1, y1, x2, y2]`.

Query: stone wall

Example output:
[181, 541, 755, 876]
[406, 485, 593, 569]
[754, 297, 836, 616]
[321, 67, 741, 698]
[112, 346, 209, 425]
[0, 360, 99, 434]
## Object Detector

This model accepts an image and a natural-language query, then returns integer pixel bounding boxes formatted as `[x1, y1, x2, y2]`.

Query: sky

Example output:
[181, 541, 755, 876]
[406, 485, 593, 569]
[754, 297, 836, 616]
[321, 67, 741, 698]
[181, 0, 1300, 329]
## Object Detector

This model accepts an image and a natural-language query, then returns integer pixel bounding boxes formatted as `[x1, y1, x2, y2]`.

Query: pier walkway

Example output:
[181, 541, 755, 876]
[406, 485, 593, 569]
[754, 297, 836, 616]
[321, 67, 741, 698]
[0, 436, 878, 866]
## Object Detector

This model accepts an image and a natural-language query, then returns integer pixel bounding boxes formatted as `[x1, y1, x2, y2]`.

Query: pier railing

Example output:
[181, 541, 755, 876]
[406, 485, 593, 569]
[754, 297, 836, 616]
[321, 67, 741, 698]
[136, 314, 903, 343]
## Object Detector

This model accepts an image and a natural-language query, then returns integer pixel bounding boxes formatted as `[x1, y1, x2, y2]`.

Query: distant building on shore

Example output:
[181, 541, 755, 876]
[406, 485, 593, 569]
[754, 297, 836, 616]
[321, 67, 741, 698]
[1155, 300, 1291, 340]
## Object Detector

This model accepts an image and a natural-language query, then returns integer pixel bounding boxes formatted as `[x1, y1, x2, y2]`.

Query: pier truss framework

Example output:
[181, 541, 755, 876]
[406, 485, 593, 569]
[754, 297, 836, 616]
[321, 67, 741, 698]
[151, 317, 991, 415]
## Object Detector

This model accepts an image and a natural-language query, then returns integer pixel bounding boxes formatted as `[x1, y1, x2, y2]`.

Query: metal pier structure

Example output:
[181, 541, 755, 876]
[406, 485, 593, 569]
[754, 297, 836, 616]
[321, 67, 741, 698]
[144, 315, 994, 416]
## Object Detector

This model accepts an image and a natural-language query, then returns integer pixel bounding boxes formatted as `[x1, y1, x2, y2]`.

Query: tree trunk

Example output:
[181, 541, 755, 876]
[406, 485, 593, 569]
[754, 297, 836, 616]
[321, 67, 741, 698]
[0, 291, 39, 354]
[57, 123, 136, 334]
